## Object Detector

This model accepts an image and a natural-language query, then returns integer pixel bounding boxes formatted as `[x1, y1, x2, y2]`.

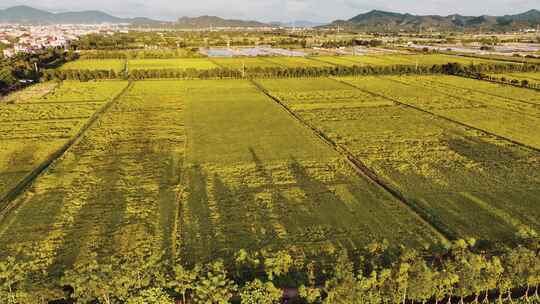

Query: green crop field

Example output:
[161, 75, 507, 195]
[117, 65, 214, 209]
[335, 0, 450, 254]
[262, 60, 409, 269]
[2, 65, 540, 302]
[59, 59, 126, 72]
[210, 57, 282, 69]
[0, 80, 184, 277]
[256, 77, 540, 242]
[0, 82, 58, 103]
[0, 79, 443, 275]
[0, 81, 128, 202]
[179, 79, 441, 264]
[128, 58, 219, 70]
[312, 56, 369, 66]
[328, 54, 502, 66]
[488, 72, 540, 85]
[263, 57, 336, 68]
[346, 75, 540, 149]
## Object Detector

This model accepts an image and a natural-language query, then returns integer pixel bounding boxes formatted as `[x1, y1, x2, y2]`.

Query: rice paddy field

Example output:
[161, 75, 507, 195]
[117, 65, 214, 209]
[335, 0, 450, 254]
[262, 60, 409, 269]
[179, 79, 440, 264]
[262, 57, 336, 68]
[0, 81, 128, 202]
[343, 75, 540, 149]
[58, 54, 514, 74]
[488, 72, 540, 85]
[0, 80, 185, 277]
[59, 59, 126, 72]
[127, 58, 219, 70]
[0, 78, 444, 274]
[210, 57, 282, 69]
[1, 71, 539, 278]
[256, 77, 540, 242]
[0, 82, 58, 103]
[319, 54, 503, 66]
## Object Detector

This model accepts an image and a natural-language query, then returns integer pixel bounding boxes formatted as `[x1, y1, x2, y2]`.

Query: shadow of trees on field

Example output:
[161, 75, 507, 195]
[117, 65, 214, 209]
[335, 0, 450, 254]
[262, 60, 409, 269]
[47, 139, 127, 277]
[445, 134, 540, 229]
[181, 164, 216, 266]
[180, 148, 369, 265]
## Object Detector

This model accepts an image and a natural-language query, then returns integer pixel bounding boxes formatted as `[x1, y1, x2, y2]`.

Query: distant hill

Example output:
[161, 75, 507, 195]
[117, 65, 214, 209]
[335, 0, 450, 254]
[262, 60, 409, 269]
[323, 9, 540, 31]
[0, 6, 272, 28]
[176, 16, 269, 28]
[0, 5, 164, 24]
[3, 5, 538, 31]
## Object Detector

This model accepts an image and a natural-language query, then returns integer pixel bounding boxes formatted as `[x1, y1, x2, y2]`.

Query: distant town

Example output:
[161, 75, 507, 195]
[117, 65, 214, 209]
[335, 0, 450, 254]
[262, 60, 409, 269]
[0, 24, 129, 57]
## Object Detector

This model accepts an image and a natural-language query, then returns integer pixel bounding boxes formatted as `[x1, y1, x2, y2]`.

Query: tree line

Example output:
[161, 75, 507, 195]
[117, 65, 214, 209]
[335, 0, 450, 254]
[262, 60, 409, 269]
[41, 61, 540, 82]
[1, 229, 539, 303]
[488, 75, 540, 90]
[441, 62, 540, 89]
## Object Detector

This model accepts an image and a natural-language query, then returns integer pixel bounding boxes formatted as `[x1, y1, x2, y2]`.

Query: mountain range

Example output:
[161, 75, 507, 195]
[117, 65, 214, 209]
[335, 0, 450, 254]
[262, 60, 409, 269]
[1, 5, 539, 31]
[324, 9, 540, 31]
[0, 5, 164, 25]
[176, 16, 268, 28]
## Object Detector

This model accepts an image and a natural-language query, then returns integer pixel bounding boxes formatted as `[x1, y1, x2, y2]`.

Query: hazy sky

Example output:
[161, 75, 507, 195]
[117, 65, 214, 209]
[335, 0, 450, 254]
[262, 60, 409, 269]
[1, 0, 538, 22]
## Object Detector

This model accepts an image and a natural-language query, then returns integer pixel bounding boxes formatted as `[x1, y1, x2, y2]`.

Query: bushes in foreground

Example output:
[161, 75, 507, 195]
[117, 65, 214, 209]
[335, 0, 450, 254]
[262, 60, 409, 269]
[1, 228, 539, 304]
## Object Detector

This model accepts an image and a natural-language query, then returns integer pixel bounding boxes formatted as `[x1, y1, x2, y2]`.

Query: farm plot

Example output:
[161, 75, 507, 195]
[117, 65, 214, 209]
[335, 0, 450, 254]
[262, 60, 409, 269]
[311, 56, 374, 67]
[356, 75, 540, 149]
[37, 81, 129, 103]
[210, 57, 281, 69]
[128, 58, 218, 70]
[421, 74, 540, 105]
[0, 82, 58, 104]
[338, 54, 502, 67]
[0, 80, 185, 277]
[263, 57, 336, 68]
[59, 59, 126, 72]
[178, 79, 440, 264]
[257, 77, 540, 242]
[488, 72, 540, 86]
[0, 81, 128, 201]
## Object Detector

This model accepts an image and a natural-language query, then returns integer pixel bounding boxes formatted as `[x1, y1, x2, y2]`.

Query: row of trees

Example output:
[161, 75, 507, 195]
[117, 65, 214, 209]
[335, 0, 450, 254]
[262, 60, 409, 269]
[441, 62, 540, 76]
[440, 62, 540, 90]
[42, 69, 121, 82]
[1, 229, 539, 304]
[472, 74, 540, 90]
[42, 62, 540, 82]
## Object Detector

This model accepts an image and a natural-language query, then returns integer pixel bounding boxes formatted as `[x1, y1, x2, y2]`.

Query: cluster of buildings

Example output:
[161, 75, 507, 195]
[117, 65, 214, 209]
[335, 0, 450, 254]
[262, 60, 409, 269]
[0, 24, 128, 58]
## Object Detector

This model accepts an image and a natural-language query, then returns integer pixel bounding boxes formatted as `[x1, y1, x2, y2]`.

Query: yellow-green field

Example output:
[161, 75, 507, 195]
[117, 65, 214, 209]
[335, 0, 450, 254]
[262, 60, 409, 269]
[0, 80, 184, 277]
[263, 57, 336, 68]
[128, 59, 219, 70]
[326, 54, 503, 66]
[1, 74, 539, 288]
[59, 54, 515, 75]
[488, 72, 540, 85]
[59, 59, 126, 72]
[0, 81, 128, 201]
[210, 57, 282, 69]
[0, 79, 443, 274]
[349, 75, 540, 149]
[256, 76, 540, 242]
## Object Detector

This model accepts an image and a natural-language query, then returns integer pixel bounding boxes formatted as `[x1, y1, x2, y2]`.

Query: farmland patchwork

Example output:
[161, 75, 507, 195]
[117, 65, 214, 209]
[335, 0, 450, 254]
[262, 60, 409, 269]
[1, 74, 539, 274]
